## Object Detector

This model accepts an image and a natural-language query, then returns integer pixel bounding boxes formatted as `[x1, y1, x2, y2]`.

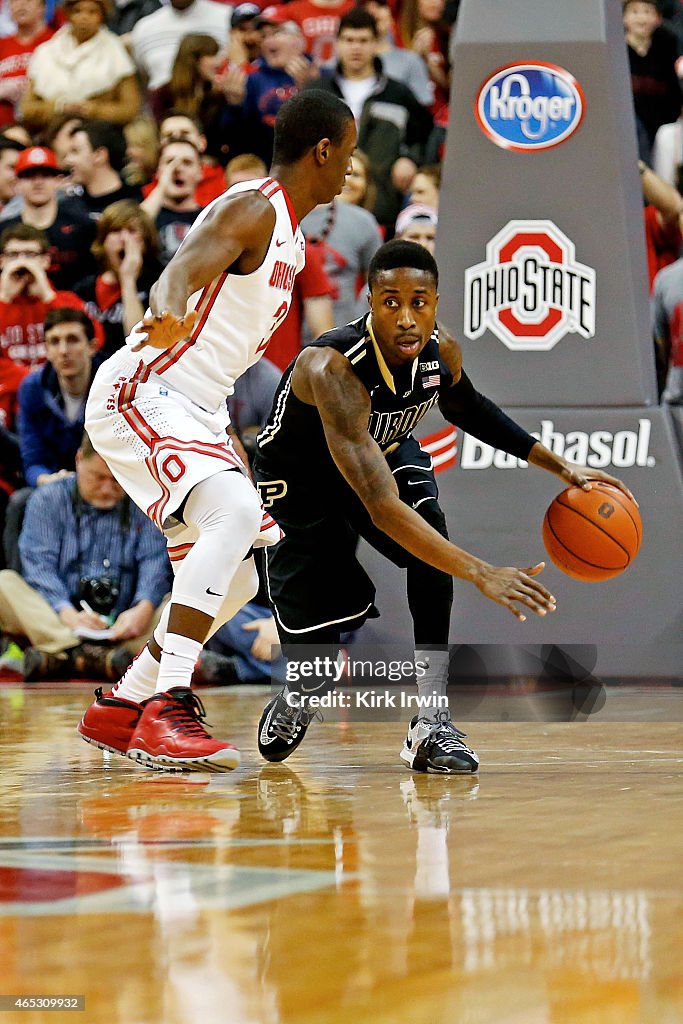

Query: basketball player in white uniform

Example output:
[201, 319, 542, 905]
[78, 91, 358, 773]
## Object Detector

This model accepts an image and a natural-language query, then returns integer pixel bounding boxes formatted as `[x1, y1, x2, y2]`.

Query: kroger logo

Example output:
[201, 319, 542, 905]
[475, 62, 585, 152]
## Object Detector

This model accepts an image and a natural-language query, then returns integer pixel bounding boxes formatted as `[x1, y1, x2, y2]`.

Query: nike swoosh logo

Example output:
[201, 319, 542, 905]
[275, 239, 286, 247]
[260, 704, 278, 744]
[206, 586, 223, 597]
[300, 682, 331, 694]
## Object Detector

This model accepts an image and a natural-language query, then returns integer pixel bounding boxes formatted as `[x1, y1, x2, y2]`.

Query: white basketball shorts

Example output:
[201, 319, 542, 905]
[85, 347, 247, 531]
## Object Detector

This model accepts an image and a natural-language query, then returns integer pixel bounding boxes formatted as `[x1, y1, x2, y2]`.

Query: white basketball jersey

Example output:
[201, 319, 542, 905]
[126, 177, 306, 412]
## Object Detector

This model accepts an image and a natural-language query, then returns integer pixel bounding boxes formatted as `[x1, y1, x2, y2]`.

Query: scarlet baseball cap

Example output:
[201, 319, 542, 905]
[15, 146, 61, 177]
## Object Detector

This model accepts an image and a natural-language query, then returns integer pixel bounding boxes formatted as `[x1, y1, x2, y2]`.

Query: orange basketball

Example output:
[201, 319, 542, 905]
[542, 482, 642, 582]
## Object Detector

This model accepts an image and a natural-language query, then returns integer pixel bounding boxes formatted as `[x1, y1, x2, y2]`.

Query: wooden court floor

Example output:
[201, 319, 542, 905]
[1, 684, 682, 1024]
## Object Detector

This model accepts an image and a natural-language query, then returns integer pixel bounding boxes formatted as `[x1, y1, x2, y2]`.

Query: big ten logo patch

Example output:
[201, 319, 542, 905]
[464, 220, 596, 352]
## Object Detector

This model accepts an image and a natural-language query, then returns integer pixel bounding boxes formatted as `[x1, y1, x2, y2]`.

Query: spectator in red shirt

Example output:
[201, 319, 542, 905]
[0, 0, 54, 128]
[0, 223, 103, 368]
[260, 0, 354, 69]
[0, 351, 27, 435]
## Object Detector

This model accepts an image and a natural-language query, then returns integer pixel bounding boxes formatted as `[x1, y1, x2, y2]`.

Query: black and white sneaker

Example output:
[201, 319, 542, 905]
[400, 711, 479, 774]
[258, 690, 316, 762]
[256, 764, 308, 833]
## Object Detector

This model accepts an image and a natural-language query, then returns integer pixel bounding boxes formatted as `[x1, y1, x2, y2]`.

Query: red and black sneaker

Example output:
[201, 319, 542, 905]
[77, 687, 143, 757]
[126, 688, 240, 773]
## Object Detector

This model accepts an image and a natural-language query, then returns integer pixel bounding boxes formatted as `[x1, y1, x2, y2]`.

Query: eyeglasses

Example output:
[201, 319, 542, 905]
[2, 249, 43, 259]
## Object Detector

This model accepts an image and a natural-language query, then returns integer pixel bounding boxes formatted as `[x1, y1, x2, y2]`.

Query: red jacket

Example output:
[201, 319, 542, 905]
[0, 26, 54, 127]
[0, 290, 104, 369]
[0, 354, 28, 493]
[644, 204, 682, 292]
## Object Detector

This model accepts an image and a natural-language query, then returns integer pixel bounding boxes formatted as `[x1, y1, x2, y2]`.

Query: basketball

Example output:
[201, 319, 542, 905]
[542, 483, 642, 582]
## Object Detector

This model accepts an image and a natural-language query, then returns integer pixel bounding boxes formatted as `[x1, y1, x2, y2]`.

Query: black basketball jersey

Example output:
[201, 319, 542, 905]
[256, 314, 451, 476]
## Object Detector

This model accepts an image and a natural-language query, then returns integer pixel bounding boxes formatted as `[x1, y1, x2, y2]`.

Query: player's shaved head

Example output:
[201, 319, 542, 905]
[368, 239, 439, 290]
[272, 90, 354, 165]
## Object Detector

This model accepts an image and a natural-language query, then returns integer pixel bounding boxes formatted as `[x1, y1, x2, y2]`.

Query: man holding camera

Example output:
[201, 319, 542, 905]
[0, 431, 171, 680]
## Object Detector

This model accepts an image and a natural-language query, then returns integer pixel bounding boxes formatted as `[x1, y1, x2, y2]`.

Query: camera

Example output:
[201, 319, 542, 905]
[78, 576, 119, 617]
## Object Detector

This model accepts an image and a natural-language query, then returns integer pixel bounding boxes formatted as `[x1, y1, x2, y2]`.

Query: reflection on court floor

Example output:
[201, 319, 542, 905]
[1, 686, 682, 1024]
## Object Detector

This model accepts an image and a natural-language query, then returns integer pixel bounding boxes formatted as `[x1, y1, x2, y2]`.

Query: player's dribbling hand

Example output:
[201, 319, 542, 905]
[475, 561, 557, 622]
[560, 465, 638, 506]
[131, 310, 199, 351]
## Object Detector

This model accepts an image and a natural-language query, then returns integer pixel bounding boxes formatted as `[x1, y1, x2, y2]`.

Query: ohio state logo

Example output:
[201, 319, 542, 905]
[464, 220, 596, 352]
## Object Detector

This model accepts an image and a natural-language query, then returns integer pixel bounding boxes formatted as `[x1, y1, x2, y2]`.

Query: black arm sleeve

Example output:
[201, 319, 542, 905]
[438, 370, 536, 460]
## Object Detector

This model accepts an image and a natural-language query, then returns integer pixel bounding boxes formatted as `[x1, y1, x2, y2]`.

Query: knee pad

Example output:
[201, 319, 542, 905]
[184, 471, 262, 546]
[208, 557, 260, 638]
[170, 475, 263, 618]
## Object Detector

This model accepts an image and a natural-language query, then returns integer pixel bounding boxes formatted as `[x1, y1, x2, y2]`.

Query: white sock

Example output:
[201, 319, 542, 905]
[113, 644, 160, 704]
[414, 826, 450, 898]
[111, 602, 172, 703]
[415, 647, 450, 719]
[155, 632, 203, 694]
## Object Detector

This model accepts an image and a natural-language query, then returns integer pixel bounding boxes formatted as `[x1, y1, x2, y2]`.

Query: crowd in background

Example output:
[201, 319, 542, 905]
[0, 0, 681, 680]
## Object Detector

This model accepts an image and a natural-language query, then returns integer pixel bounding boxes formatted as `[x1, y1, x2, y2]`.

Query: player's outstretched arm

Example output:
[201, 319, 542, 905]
[295, 348, 557, 622]
[436, 327, 635, 503]
[132, 192, 277, 351]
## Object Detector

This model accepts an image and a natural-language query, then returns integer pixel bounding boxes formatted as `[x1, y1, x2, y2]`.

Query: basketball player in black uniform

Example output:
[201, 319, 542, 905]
[254, 241, 632, 773]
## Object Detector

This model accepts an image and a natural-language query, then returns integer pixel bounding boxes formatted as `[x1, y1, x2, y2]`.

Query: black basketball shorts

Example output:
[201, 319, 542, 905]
[254, 437, 449, 637]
